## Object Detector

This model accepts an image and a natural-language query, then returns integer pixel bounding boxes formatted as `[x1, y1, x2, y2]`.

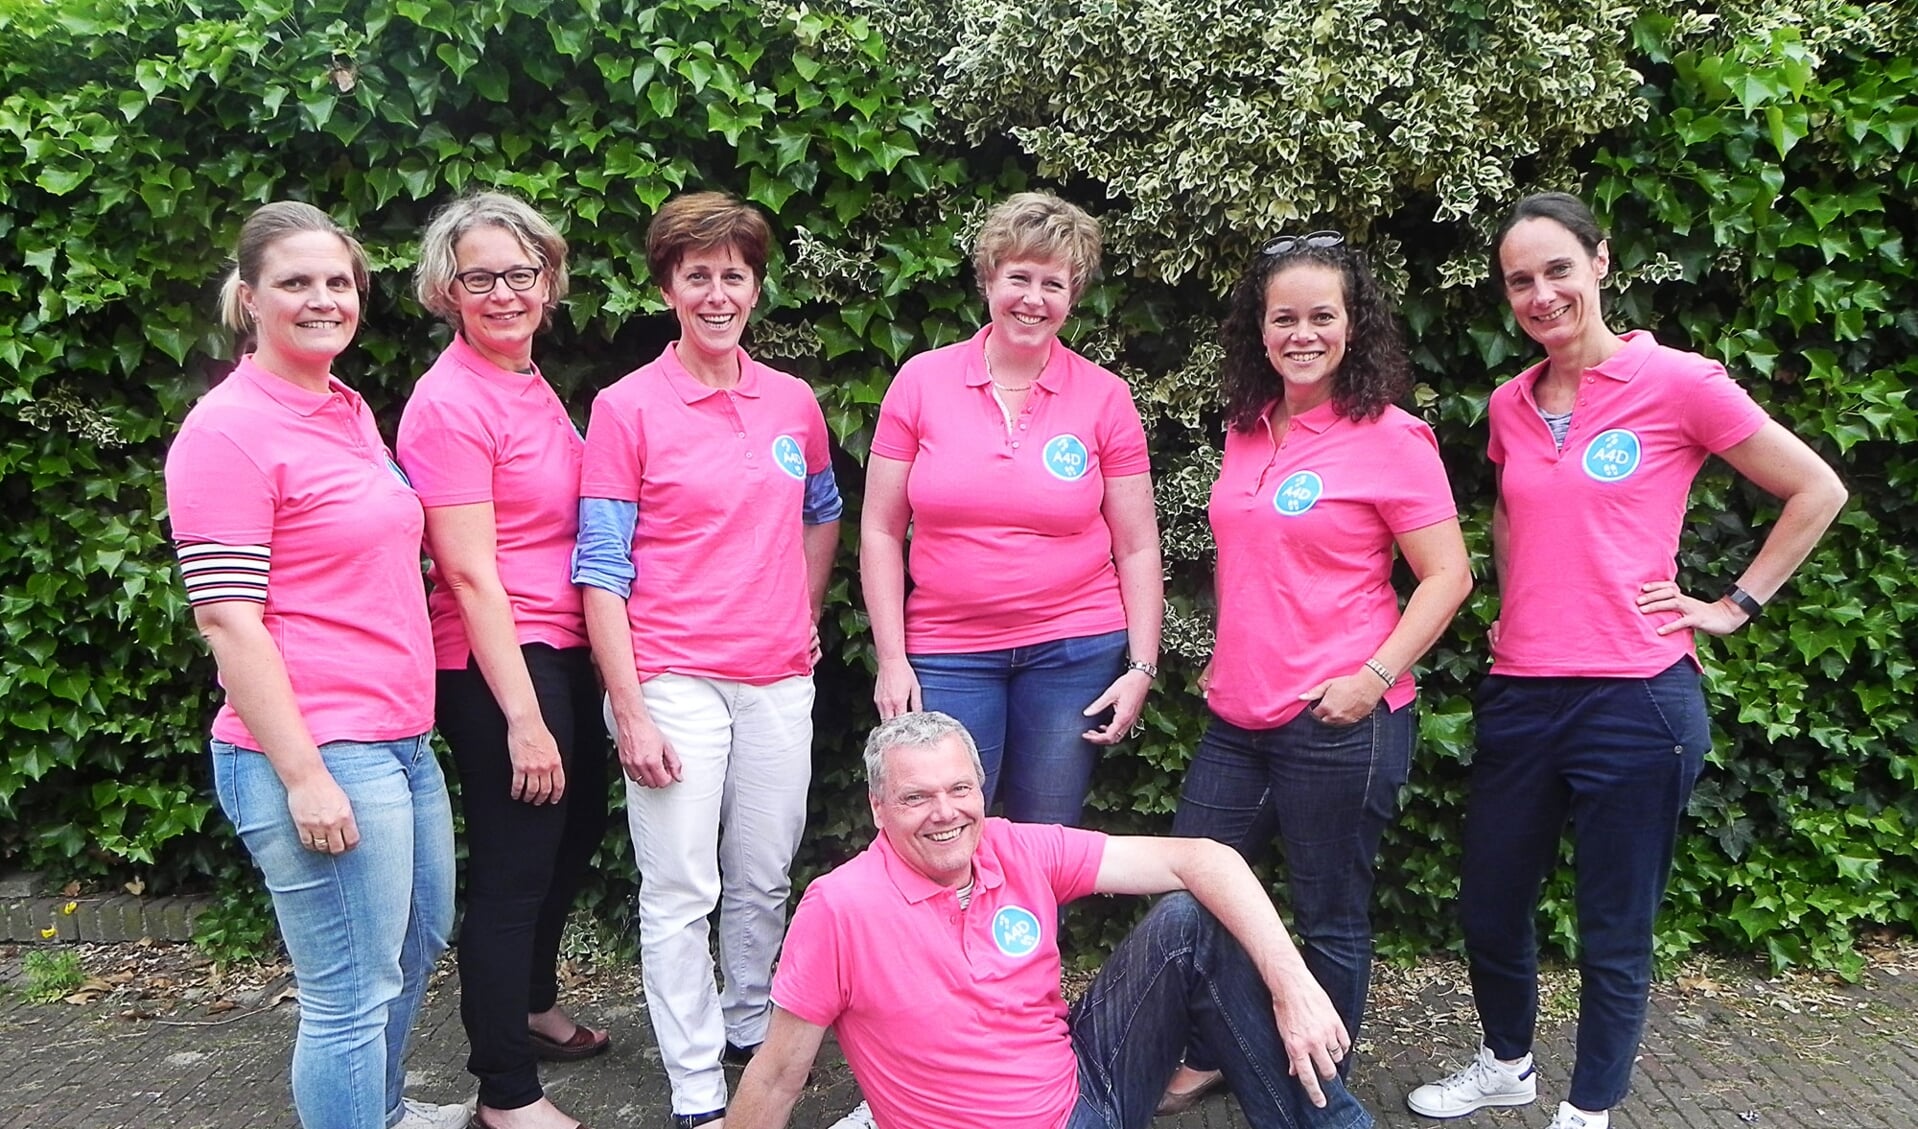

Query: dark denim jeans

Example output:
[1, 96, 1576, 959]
[911, 628, 1128, 826]
[1461, 659, 1709, 1111]
[1172, 703, 1414, 1064]
[437, 645, 609, 1110]
[1064, 894, 1372, 1129]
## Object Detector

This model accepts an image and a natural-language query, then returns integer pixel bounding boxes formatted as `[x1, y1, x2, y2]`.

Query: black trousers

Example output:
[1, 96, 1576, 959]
[437, 644, 609, 1110]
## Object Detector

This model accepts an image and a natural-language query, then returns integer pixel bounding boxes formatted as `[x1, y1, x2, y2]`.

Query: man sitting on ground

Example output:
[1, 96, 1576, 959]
[725, 711, 1373, 1129]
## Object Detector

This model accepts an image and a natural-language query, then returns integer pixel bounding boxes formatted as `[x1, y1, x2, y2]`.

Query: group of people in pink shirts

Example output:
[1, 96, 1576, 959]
[165, 186, 1845, 1129]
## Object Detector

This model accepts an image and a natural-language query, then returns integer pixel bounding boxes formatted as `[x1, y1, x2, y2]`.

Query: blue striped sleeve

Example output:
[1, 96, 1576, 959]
[177, 542, 270, 606]
[571, 497, 638, 598]
[803, 464, 844, 525]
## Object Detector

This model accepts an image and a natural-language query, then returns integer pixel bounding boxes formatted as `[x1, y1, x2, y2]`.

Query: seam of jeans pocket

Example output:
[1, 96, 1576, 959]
[1637, 678, 1686, 748]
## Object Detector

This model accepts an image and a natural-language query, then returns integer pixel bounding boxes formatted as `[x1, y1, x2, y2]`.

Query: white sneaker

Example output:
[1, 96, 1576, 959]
[1406, 1045, 1538, 1118]
[1546, 1101, 1608, 1129]
[826, 1100, 878, 1128]
[393, 1096, 476, 1129]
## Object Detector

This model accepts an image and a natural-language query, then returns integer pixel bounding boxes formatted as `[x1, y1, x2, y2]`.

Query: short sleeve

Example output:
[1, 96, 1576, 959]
[1681, 361, 1770, 453]
[397, 393, 498, 508]
[869, 364, 924, 462]
[165, 422, 276, 544]
[1485, 381, 1520, 466]
[580, 387, 646, 502]
[802, 388, 833, 473]
[768, 882, 849, 1029]
[1001, 821, 1107, 905]
[1096, 377, 1150, 479]
[1377, 416, 1460, 534]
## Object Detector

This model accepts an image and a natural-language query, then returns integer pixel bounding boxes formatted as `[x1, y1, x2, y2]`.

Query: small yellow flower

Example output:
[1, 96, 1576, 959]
[39, 927, 56, 939]
[62, 901, 77, 915]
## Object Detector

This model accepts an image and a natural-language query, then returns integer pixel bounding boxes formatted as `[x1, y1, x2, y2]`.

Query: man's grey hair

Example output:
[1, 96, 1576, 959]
[863, 711, 984, 799]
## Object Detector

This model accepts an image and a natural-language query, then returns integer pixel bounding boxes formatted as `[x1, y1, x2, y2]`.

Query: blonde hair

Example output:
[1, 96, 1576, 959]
[972, 192, 1102, 300]
[414, 191, 570, 328]
[217, 202, 369, 336]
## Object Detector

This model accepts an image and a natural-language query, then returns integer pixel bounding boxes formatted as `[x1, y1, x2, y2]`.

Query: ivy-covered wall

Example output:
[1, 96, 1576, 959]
[1, 0, 1911, 972]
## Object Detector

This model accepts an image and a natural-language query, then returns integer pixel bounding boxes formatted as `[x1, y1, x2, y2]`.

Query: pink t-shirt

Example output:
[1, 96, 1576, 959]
[870, 327, 1151, 653]
[397, 334, 587, 670]
[1207, 402, 1458, 728]
[1488, 330, 1769, 677]
[579, 344, 831, 684]
[165, 355, 434, 748]
[772, 819, 1106, 1129]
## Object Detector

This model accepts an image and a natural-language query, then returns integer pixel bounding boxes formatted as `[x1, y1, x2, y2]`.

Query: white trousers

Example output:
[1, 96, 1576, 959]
[611, 673, 814, 1115]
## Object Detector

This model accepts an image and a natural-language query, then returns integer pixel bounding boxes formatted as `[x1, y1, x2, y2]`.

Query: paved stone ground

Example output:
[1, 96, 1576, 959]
[3, 939, 1913, 1128]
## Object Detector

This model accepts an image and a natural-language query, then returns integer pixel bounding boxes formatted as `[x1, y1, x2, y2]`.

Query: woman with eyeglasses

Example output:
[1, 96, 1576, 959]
[572, 190, 842, 1129]
[1159, 231, 1471, 1114]
[860, 191, 1162, 829]
[398, 192, 608, 1129]
[1404, 193, 1845, 1129]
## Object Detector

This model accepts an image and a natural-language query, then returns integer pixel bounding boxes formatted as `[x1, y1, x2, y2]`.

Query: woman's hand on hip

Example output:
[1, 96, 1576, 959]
[1299, 672, 1382, 726]
[1083, 669, 1151, 745]
[288, 774, 360, 854]
[508, 718, 566, 805]
[874, 656, 922, 719]
[1637, 579, 1746, 636]
[616, 715, 682, 789]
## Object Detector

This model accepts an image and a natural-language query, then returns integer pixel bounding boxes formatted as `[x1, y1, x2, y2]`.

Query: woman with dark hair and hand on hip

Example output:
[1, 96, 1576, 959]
[860, 191, 1163, 829]
[1405, 192, 1846, 1129]
[571, 190, 842, 1129]
[1158, 231, 1472, 1115]
[398, 191, 609, 1129]
[164, 202, 465, 1129]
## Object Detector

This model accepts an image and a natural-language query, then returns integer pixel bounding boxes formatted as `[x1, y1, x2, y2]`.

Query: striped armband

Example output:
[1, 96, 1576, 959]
[177, 542, 271, 606]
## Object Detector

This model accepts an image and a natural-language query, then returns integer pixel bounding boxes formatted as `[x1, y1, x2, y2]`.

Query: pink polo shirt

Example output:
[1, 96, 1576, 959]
[579, 344, 831, 683]
[1206, 402, 1458, 728]
[871, 327, 1151, 653]
[165, 355, 434, 748]
[772, 819, 1106, 1129]
[397, 334, 587, 670]
[1488, 330, 1769, 677]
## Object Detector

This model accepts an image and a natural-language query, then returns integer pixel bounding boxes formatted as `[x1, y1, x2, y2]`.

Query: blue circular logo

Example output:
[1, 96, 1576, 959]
[1582, 429, 1642, 482]
[991, 906, 1043, 958]
[1042, 435, 1090, 481]
[771, 435, 807, 480]
[1271, 471, 1323, 516]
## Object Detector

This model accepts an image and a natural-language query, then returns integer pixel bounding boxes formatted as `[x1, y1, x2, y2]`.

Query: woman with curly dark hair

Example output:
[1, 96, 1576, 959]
[1159, 233, 1472, 1114]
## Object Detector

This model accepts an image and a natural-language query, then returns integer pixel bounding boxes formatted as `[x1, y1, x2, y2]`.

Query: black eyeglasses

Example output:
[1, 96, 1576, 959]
[453, 266, 543, 295]
[1260, 231, 1345, 257]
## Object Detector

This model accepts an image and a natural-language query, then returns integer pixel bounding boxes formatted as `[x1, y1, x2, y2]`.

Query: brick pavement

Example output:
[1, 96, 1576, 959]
[3, 942, 1912, 1128]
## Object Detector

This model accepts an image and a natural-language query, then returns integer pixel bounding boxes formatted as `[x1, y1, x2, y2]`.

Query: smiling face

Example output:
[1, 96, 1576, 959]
[240, 230, 361, 379]
[1260, 262, 1349, 411]
[661, 242, 761, 372]
[983, 257, 1075, 354]
[452, 223, 549, 372]
[870, 734, 987, 887]
[1498, 216, 1610, 354]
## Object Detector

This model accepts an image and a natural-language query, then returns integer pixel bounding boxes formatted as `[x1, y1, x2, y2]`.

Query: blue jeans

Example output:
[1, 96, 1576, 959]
[911, 628, 1128, 825]
[1064, 894, 1372, 1129]
[213, 736, 457, 1129]
[1461, 660, 1709, 1111]
[1172, 704, 1413, 1070]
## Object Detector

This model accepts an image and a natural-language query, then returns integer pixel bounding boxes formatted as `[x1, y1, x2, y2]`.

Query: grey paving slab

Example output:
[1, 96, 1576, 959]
[2, 943, 1911, 1128]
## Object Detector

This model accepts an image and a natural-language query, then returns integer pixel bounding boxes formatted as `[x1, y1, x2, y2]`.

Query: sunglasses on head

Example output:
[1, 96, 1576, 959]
[1260, 231, 1346, 257]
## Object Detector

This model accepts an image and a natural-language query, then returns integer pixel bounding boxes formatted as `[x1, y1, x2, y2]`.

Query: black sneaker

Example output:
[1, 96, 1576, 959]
[722, 1040, 759, 1069]
[670, 1110, 725, 1129]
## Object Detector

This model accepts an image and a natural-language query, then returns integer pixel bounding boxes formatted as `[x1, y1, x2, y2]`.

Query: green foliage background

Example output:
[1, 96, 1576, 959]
[1, 0, 1912, 973]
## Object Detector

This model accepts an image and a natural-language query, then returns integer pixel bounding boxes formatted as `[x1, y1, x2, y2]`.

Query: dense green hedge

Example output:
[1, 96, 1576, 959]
[1, 0, 1911, 973]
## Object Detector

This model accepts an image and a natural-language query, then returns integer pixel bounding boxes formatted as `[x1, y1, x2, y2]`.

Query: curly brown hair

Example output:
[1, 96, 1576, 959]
[1218, 241, 1410, 432]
